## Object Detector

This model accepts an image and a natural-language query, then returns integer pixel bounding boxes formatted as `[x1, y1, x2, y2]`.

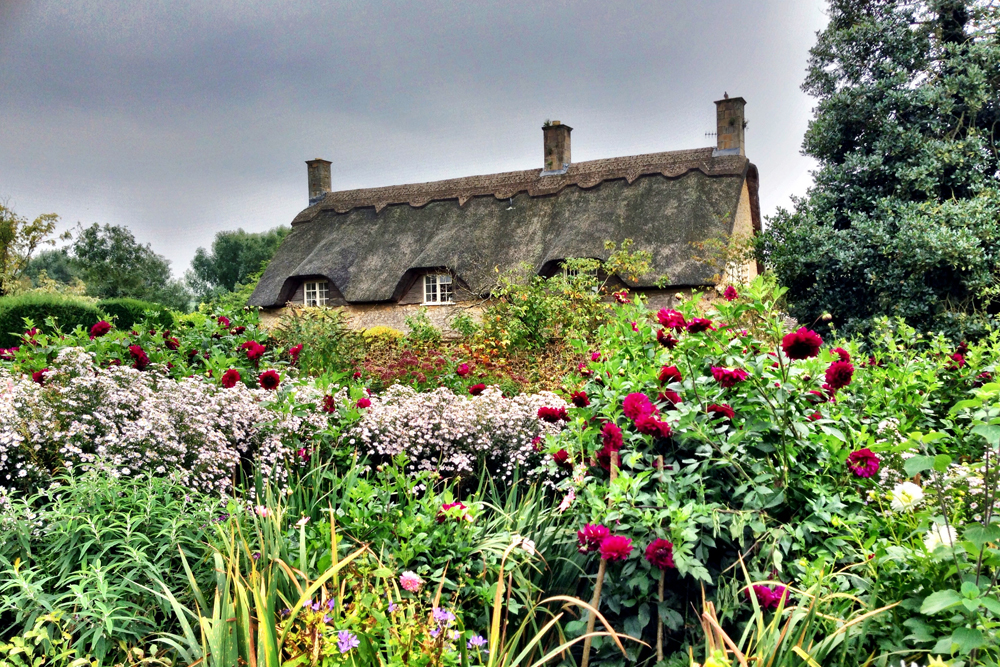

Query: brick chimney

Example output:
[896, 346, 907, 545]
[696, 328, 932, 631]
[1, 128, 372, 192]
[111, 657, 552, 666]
[541, 121, 572, 175]
[306, 158, 332, 205]
[713, 94, 746, 157]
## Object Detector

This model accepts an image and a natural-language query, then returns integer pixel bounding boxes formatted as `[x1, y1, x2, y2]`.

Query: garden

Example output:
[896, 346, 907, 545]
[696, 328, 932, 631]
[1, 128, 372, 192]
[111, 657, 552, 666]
[0, 271, 997, 667]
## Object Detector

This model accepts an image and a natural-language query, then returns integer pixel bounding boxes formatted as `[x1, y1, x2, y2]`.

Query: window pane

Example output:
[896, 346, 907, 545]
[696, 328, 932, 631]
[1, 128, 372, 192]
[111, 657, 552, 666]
[424, 275, 437, 302]
[441, 280, 453, 302]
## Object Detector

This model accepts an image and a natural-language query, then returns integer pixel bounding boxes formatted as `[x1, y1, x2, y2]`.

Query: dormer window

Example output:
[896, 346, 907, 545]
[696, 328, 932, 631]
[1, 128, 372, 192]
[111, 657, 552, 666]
[423, 274, 454, 304]
[304, 280, 328, 307]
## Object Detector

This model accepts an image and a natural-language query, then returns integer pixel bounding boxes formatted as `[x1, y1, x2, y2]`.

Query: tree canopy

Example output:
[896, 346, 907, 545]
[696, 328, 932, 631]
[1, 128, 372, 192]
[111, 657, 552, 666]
[0, 204, 60, 296]
[186, 226, 289, 302]
[759, 0, 1000, 338]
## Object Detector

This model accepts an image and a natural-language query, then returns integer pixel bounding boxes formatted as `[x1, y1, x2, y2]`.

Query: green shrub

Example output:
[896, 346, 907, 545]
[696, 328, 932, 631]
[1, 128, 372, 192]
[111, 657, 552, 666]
[0, 293, 101, 348]
[97, 297, 175, 331]
[271, 306, 364, 376]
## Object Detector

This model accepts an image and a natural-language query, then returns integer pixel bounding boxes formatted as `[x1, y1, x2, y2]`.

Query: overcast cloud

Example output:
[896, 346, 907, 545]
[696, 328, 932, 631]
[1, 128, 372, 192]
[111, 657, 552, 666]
[0, 0, 828, 276]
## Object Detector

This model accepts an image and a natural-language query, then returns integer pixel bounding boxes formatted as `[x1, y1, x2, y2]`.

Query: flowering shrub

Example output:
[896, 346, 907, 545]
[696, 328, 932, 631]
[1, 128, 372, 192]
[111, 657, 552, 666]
[348, 384, 566, 479]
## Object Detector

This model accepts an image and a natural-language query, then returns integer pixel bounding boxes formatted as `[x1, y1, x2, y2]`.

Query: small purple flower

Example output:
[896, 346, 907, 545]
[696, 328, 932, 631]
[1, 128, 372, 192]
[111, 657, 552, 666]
[388, 602, 397, 612]
[430, 628, 441, 638]
[432, 608, 456, 625]
[326, 598, 336, 611]
[312, 602, 322, 611]
[468, 635, 488, 651]
[337, 630, 360, 654]
[323, 614, 332, 623]
[301, 599, 312, 608]
[251, 552, 261, 561]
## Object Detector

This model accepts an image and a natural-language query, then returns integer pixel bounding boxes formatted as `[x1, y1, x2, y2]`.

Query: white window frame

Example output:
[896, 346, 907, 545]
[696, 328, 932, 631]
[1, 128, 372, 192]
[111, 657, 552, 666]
[423, 273, 454, 305]
[303, 280, 329, 307]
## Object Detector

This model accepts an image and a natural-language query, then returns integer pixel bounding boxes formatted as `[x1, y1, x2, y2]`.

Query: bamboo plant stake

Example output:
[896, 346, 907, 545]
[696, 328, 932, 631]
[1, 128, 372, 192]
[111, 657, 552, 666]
[656, 454, 665, 663]
[581, 451, 618, 667]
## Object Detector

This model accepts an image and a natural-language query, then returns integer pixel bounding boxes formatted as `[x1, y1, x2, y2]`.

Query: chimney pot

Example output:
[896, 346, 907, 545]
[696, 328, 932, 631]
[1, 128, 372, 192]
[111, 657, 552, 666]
[713, 96, 746, 157]
[306, 158, 332, 205]
[541, 122, 572, 175]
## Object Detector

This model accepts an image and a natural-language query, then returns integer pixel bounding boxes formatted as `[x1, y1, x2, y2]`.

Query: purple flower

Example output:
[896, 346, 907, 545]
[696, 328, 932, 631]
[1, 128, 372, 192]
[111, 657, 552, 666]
[468, 635, 488, 651]
[337, 630, 360, 654]
[432, 607, 456, 625]
[388, 602, 397, 612]
[327, 598, 336, 610]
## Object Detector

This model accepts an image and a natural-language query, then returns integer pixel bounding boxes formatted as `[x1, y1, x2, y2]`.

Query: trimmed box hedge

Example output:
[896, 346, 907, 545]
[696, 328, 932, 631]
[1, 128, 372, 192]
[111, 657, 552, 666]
[0, 294, 102, 348]
[97, 298, 175, 331]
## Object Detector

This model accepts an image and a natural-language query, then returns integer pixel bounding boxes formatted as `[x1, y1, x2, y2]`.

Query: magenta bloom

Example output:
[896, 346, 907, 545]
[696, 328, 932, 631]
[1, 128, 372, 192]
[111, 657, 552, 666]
[591, 352, 602, 362]
[686, 318, 714, 333]
[750, 584, 788, 610]
[553, 449, 573, 471]
[847, 448, 880, 478]
[356, 397, 371, 409]
[90, 321, 112, 338]
[658, 390, 682, 407]
[781, 328, 823, 360]
[723, 285, 738, 301]
[635, 414, 672, 438]
[656, 309, 687, 330]
[570, 391, 590, 408]
[456, 363, 471, 377]
[31, 368, 49, 385]
[711, 367, 749, 388]
[289, 344, 303, 361]
[658, 365, 683, 385]
[259, 370, 281, 390]
[623, 392, 655, 419]
[221, 369, 241, 388]
[217, 316, 231, 328]
[437, 501, 470, 523]
[241, 341, 266, 361]
[601, 423, 623, 450]
[707, 403, 735, 421]
[831, 347, 851, 363]
[825, 360, 854, 390]
[129, 344, 149, 371]
[656, 329, 678, 348]
[538, 406, 569, 423]
[577, 524, 610, 553]
[468, 383, 486, 396]
[599, 535, 633, 561]
[644, 538, 675, 570]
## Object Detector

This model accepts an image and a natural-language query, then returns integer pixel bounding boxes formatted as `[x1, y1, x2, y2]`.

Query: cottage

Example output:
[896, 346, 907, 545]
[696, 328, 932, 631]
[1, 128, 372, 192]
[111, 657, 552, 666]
[249, 95, 760, 332]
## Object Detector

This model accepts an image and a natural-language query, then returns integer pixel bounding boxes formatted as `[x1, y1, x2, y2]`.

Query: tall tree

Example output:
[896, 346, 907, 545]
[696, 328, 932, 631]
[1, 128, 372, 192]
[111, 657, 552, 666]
[759, 0, 1000, 338]
[71, 223, 192, 311]
[186, 226, 289, 302]
[0, 204, 60, 296]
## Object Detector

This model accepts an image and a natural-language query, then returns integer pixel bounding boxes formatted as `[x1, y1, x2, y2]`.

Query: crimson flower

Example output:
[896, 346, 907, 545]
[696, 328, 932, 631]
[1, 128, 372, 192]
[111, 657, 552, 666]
[707, 403, 735, 421]
[723, 285, 738, 301]
[31, 368, 49, 385]
[623, 392, 655, 420]
[456, 363, 471, 377]
[259, 370, 281, 390]
[289, 344, 303, 361]
[468, 383, 486, 396]
[656, 309, 686, 330]
[577, 362, 593, 377]
[601, 423, 623, 451]
[948, 353, 966, 369]
[656, 329, 678, 348]
[831, 347, 851, 363]
[232, 326, 246, 335]
[352, 371, 362, 379]
[658, 365, 683, 385]
[553, 449, 573, 471]
[599, 535, 633, 561]
[658, 389, 682, 407]
[613, 291, 631, 304]
[437, 501, 471, 523]
[531, 435, 543, 452]
[90, 321, 112, 338]
[974, 371, 993, 387]
[129, 345, 149, 371]
[711, 367, 749, 388]
[781, 328, 823, 360]
[241, 341, 266, 361]
[322, 395, 336, 413]
[636, 414, 672, 438]
[538, 406, 569, 423]
[808, 411, 822, 421]
[645, 538, 675, 570]
[686, 318, 713, 333]
[217, 316, 231, 328]
[221, 369, 241, 388]
[165, 337, 180, 350]
[846, 448, 880, 478]
[590, 352, 602, 362]
[825, 360, 854, 390]
[577, 524, 609, 553]
[750, 584, 788, 610]
[570, 391, 590, 408]
[0, 347, 19, 361]
[356, 397, 371, 409]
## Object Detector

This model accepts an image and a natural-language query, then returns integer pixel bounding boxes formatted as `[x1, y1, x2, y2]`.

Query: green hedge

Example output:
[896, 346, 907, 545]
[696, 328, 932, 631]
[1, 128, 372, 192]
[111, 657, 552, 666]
[97, 298, 175, 331]
[0, 294, 102, 348]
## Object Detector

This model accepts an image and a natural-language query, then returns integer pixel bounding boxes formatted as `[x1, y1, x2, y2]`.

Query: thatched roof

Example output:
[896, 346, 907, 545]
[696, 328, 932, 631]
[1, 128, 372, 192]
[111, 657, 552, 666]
[250, 147, 759, 307]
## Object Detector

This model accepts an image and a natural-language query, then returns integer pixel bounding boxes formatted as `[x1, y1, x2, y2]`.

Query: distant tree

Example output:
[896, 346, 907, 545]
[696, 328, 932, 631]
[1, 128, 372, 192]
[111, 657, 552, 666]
[25, 248, 78, 286]
[187, 226, 289, 302]
[71, 223, 192, 311]
[0, 204, 61, 296]
[758, 0, 1000, 338]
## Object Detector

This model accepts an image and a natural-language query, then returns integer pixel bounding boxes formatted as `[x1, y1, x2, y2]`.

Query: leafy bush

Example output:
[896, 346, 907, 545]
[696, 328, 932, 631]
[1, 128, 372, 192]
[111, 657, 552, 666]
[0, 293, 101, 348]
[96, 297, 174, 330]
[271, 306, 364, 378]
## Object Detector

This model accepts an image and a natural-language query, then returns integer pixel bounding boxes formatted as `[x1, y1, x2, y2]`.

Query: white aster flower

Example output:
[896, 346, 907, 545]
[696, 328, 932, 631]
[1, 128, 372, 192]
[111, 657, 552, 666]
[923, 523, 958, 551]
[890, 482, 925, 512]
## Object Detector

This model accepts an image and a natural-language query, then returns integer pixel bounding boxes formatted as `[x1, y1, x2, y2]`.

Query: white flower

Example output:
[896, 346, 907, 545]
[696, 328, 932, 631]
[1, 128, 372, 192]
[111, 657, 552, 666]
[924, 523, 958, 551]
[296, 516, 310, 527]
[557, 489, 575, 513]
[255, 505, 270, 518]
[890, 482, 925, 512]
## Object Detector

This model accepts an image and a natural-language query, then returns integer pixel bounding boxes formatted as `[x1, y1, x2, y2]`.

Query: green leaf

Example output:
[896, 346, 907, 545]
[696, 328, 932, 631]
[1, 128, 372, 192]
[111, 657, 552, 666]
[952, 627, 985, 655]
[371, 567, 393, 578]
[920, 589, 962, 614]
[964, 524, 1000, 551]
[979, 596, 1000, 615]
[933, 454, 952, 472]
[972, 424, 1000, 446]
[904, 455, 935, 477]
[961, 581, 980, 598]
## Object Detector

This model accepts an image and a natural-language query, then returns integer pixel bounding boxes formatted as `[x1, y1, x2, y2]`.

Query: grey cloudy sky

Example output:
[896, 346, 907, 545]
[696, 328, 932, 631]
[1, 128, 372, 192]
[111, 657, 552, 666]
[0, 0, 828, 277]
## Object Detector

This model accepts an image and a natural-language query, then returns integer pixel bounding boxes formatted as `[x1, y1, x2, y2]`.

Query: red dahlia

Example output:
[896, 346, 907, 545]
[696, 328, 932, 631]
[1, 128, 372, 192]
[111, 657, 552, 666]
[221, 369, 241, 388]
[707, 403, 735, 421]
[356, 397, 371, 408]
[322, 395, 336, 413]
[468, 383, 486, 396]
[90, 321, 112, 338]
[129, 345, 149, 371]
[686, 318, 713, 333]
[601, 423, 623, 451]
[570, 391, 590, 408]
[217, 316, 231, 328]
[259, 370, 281, 390]
[577, 524, 610, 553]
[656, 329, 678, 348]
[31, 368, 49, 385]
[623, 392, 655, 420]
[781, 328, 823, 360]
[711, 367, 749, 388]
[658, 389, 683, 407]
[289, 344, 303, 361]
[656, 309, 686, 330]
[456, 363, 471, 377]
[538, 406, 569, 423]
[722, 285, 738, 301]
[846, 448, 880, 478]
[553, 448, 573, 471]
[658, 365, 683, 385]
[644, 538, 675, 570]
[599, 535, 633, 561]
[636, 414, 672, 438]
[824, 360, 854, 390]
[831, 347, 851, 363]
